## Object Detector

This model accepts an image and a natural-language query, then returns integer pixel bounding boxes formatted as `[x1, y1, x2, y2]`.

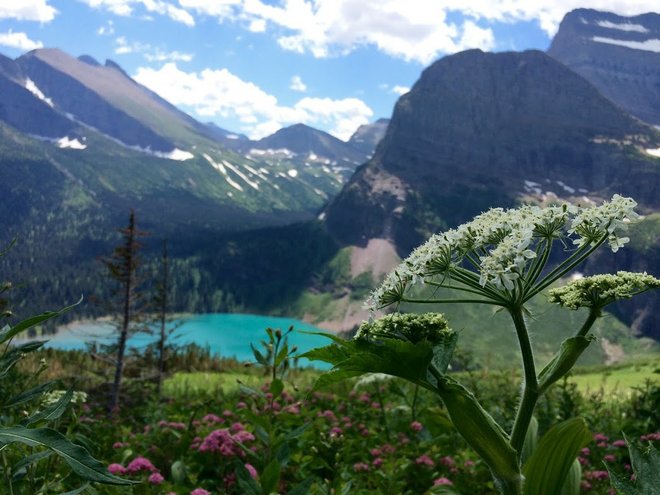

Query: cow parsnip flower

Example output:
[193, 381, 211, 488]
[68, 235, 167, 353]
[548, 271, 660, 310]
[366, 195, 641, 311]
[355, 312, 452, 345]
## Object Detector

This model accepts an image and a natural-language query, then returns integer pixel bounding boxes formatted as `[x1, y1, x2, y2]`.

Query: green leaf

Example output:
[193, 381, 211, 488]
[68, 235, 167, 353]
[5, 380, 56, 408]
[523, 418, 592, 495]
[560, 459, 582, 495]
[0, 341, 46, 378]
[260, 458, 281, 494]
[60, 483, 92, 495]
[606, 436, 660, 495]
[537, 336, 594, 394]
[0, 297, 82, 344]
[251, 344, 268, 365]
[287, 478, 314, 495]
[22, 389, 74, 426]
[0, 426, 136, 485]
[436, 376, 520, 486]
[521, 416, 538, 465]
[274, 343, 288, 367]
[11, 450, 52, 480]
[430, 329, 458, 377]
[235, 462, 262, 495]
[270, 378, 284, 399]
[303, 338, 434, 391]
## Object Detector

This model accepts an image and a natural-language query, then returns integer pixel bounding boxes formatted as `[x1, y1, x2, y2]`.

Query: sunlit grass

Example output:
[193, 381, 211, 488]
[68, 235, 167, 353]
[568, 359, 660, 396]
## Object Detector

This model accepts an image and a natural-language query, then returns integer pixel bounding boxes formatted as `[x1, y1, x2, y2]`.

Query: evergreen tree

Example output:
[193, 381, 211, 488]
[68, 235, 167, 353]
[102, 210, 146, 414]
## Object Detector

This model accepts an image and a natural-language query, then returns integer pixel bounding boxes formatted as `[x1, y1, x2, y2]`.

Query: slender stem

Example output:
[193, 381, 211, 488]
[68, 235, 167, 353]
[426, 280, 497, 297]
[524, 235, 607, 302]
[525, 238, 551, 288]
[1, 451, 14, 495]
[577, 308, 600, 337]
[509, 306, 539, 456]
[450, 267, 506, 302]
[401, 297, 505, 306]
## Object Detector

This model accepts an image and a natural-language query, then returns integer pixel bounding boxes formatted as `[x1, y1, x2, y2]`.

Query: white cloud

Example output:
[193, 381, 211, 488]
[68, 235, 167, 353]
[114, 36, 193, 61]
[0, 30, 44, 51]
[97, 20, 115, 35]
[133, 62, 373, 140]
[0, 0, 57, 22]
[80, 0, 194, 26]
[289, 75, 306, 92]
[390, 85, 409, 95]
[180, 0, 660, 63]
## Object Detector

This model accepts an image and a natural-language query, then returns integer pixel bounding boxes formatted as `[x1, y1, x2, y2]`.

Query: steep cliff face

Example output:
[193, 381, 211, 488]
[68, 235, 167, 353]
[324, 49, 660, 254]
[548, 8, 660, 127]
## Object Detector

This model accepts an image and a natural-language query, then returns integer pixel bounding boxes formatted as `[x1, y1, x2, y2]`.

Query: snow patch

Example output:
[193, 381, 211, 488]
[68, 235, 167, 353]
[556, 180, 575, 194]
[25, 78, 54, 107]
[646, 148, 660, 158]
[592, 36, 660, 53]
[287, 169, 298, 178]
[596, 20, 649, 33]
[57, 136, 87, 150]
[248, 148, 295, 158]
[203, 153, 227, 174]
[153, 148, 194, 161]
[524, 179, 542, 195]
[223, 160, 259, 190]
[226, 134, 240, 140]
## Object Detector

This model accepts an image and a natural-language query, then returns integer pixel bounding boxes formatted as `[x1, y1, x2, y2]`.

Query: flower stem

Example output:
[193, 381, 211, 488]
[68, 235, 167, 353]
[577, 308, 600, 337]
[509, 306, 539, 456]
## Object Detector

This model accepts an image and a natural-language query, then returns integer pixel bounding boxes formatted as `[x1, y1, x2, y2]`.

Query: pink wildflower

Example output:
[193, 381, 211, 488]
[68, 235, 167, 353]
[108, 463, 126, 475]
[433, 477, 454, 486]
[202, 414, 224, 424]
[126, 456, 157, 474]
[148, 473, 165, 484]
[353, 462, 370, 472]
[410, 421, 423, 432]
[372, 457, 383, 468]
[593, 433, 609, 442]
[190, 489, 211, 495]
[245, 463, 258, 479]
[603, 454, 616, 462]
[112, 442, 127, 449]
[612, 439, 627, 448]
[415, 455, 434, 467]
[439, 456, 455, 467]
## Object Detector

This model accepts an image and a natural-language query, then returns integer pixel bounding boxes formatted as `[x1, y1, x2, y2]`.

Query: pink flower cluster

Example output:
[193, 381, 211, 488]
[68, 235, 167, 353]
[158, 420, 187, 430]
[108, 455, 163, 484]
[193, 423, 255, 456]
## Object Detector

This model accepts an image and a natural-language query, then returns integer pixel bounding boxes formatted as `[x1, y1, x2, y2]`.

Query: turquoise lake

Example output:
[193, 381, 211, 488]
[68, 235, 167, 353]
[40, 313, 332, 368]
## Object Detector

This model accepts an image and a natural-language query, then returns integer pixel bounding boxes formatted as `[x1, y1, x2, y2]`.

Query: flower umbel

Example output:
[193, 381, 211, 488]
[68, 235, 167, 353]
[548, 271, 660, 310]
[355, 312, 452, 345]
[366, 195, 641, 311]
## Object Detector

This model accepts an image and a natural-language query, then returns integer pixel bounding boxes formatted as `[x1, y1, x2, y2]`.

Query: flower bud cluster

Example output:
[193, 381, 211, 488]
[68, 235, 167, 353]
[355, 312, 452, 345]
[548, 271, 660, 310]
[366, 195, 640, 310]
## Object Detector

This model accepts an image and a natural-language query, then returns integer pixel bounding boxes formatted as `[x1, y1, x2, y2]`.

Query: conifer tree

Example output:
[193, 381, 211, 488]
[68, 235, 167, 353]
[102, 210, 146, 414]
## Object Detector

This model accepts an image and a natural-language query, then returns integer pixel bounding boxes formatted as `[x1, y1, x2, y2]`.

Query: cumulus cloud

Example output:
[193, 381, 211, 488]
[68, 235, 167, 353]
[133, 63, 373, 139]
[289, 75, 307, 92]
[114, 36, 193, 61]
[390, 85, 410, 95]
[181, 0, 660, 63]
[0, 0, 57, 22]
[0, 30, 44, 51]
[80, 0, 194, 26]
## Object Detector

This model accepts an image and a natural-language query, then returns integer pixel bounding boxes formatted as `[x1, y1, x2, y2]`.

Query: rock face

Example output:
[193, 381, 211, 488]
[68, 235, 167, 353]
[548, 8, 660, 127]
[348, 118, 390, 155]
[324, 49, 660, 254]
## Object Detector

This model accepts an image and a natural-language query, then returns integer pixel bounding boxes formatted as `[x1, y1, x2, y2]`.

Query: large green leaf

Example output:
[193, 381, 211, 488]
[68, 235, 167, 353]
[5, 380, 56, 408]
[523, 418, 591, 495]
[0, 297, 82, 344]
[0, 341, 46, 378]
[560, 459, 582, 495]
[521, 416, 538, 465]
[606, 436, 660, 495]
[260, 458, 281, 494]
[302, 337, 434, 391]
[436, 376, 520, 487]
[0, 427, 135, 485]
[537, 336, 594, 394]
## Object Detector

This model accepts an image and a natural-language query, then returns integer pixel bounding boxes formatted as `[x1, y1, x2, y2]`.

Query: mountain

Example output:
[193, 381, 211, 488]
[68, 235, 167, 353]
[243, 123, 367, 182]
[348, 118, 390, 155]
[324, 49, 660, 254]
[548, 9, 660, 127]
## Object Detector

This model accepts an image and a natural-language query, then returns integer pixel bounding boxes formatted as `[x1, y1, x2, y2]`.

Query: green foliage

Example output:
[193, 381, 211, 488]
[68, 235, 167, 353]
[606, 437, 660, 495]
[522, 418, 591, 495]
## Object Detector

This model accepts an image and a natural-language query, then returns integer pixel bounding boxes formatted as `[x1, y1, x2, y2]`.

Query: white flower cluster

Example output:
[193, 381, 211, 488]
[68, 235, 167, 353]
[366, 195, 640, 311]
[41, 389, 88, 408]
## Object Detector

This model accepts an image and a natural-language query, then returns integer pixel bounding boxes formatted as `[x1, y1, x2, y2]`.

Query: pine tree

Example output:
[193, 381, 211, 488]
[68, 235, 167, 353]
[154, 240, 169, 398]
[102, 210, 146, 414]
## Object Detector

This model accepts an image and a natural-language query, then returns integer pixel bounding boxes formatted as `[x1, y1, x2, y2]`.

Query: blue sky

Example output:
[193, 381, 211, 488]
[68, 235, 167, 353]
[0, 1, 657, 140]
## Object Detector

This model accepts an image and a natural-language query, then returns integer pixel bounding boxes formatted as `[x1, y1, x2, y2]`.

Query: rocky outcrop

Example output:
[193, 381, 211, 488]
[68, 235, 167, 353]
[548, 9, 660, 127]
